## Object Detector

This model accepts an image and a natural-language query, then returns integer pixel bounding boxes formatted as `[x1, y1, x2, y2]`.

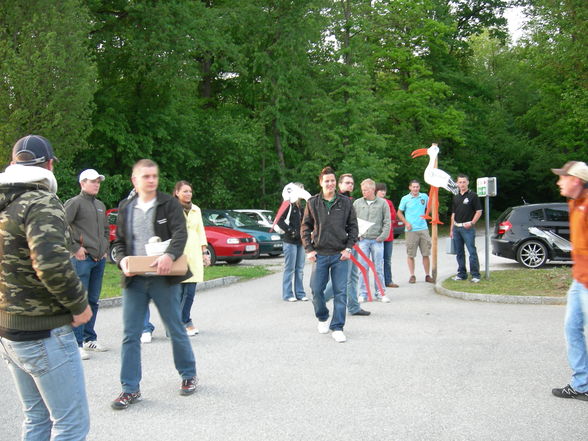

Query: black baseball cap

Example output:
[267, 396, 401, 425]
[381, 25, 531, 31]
[12, 135, 58, 165]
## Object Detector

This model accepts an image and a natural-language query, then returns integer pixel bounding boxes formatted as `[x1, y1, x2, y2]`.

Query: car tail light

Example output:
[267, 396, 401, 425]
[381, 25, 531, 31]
[498, 221, 512, 235]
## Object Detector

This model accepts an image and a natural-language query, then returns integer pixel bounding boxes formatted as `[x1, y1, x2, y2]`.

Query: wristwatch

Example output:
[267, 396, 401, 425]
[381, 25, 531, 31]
[345, 248, 352, 253]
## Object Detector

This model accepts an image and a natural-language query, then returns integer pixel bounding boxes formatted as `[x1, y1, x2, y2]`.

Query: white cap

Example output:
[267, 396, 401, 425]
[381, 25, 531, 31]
[79, 169, 105, 182]
[552, 161, 588, 182]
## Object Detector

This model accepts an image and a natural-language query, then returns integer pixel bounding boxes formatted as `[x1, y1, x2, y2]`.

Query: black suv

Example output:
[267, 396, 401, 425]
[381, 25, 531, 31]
[491, 203, 571, 268]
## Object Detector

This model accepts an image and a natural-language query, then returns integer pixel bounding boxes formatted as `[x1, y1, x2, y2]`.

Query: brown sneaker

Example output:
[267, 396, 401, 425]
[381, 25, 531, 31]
[180, 377, 199, 396]
[386, 283, 399, 288]
[111, 391, 141, 410]
[425, 275, 434, 283]
[408, 275, 416, 284]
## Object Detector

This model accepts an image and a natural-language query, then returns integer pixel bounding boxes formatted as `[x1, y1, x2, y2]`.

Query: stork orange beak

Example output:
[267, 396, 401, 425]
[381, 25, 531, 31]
[411, 148, 428, 159]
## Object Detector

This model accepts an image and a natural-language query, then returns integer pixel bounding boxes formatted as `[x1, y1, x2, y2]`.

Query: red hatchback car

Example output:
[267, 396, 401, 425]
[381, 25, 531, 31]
[106, 209, 258, 265]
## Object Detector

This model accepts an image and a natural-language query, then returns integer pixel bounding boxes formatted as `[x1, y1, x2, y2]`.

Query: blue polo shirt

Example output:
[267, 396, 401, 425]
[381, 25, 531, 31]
[398, 192, 429, 232]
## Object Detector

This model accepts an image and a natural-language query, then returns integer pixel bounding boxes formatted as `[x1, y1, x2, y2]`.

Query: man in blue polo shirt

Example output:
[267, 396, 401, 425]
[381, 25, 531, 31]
[397, 180, 433, 284]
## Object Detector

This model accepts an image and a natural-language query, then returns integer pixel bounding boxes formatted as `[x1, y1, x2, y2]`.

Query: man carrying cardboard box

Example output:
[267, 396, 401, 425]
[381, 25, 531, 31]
[110, 159, 198, 410]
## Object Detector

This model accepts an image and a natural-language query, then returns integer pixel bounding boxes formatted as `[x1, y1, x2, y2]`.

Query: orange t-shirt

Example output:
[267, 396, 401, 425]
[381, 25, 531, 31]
[570, 190, 588, 288]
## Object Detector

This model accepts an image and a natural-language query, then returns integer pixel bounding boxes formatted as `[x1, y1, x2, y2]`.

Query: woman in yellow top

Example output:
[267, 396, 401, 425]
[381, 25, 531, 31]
[174, 180, 210, 336]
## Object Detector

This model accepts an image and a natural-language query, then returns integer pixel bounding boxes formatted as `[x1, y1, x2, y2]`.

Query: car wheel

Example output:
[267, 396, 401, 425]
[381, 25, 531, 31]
[225, 258, 243, 265]
[516, 240, 548, 268]
[109, 244, 116, 263]
[207, 245, 217, 266]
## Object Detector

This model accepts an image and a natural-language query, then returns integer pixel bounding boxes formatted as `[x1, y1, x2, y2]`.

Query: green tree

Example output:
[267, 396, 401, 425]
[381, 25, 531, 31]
[0, 0, 96, 197]
[518, 0, 588, 179]
[84, 0, 210, 207]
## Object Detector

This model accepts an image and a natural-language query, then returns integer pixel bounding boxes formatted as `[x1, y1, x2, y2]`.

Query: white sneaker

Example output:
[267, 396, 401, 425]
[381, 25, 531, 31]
[332, 330, 346, 343]
[287, 297, 297, 302]
[79, 347, 90, 360]
[83, 340, 108, 352]
[140, 332, 152, 344]
[379, 295, 391, 303]
[299, 297, 309, 302]
[186, 325, 199, 336]
[452, 275, 467, 281]
[317, 321, 330, 334]
[471, 277, 481, 283]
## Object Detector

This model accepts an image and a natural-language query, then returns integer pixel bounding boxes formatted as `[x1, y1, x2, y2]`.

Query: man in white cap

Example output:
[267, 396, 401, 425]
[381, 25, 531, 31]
[65, 169, 110, 359]
[551, 161, 588, 401]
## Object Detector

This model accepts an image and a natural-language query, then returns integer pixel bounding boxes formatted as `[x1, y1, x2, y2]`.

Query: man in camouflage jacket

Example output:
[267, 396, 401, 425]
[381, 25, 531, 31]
[0, 135, 92, 440]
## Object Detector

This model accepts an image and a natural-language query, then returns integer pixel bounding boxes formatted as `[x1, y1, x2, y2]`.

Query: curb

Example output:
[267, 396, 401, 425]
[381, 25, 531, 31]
[434, 278, 566, 305]
[98, 276, 241, 309]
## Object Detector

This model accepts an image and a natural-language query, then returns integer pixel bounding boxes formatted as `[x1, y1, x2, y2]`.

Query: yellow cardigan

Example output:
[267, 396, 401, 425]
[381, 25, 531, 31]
[183, 204, 208, 283]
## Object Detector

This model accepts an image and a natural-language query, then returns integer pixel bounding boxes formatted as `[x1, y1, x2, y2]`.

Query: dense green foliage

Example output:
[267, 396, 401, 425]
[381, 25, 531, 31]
[0, 0, 585, 219]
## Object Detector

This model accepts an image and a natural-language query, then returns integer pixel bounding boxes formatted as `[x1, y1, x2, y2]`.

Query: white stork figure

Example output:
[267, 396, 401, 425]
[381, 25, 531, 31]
[270, 183, 312, 232]
[411, 143, 458, 224]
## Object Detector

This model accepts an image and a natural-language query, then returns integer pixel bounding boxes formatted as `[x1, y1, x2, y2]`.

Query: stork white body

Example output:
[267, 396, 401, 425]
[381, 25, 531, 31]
[413, 144, 458, 195]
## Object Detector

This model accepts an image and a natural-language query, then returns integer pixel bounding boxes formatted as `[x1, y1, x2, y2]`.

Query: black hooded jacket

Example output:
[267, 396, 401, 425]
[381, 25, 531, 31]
[112, 191, 191, 286]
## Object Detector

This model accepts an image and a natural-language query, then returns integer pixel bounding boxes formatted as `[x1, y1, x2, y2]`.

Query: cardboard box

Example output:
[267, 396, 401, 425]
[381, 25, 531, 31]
[126, 254, 188, 276]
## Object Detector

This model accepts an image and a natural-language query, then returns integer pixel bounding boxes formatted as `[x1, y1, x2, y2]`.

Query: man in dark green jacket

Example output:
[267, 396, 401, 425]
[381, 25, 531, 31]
[301, 167, 359, 343]
[65, 169, 110, 358]
[0, 134, 91, 440]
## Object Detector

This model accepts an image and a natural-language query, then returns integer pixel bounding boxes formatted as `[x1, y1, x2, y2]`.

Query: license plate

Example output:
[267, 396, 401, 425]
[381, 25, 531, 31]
[245, 245, 256, 251]
[273, 243, 282, 248]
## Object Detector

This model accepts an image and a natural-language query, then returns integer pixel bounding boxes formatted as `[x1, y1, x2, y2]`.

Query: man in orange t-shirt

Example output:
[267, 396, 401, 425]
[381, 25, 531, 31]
[551, 161, 588, 401]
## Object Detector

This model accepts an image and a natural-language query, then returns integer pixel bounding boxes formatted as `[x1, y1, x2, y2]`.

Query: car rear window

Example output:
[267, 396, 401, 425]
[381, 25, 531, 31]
[544, 208, 568, 222]
[496, 207, 513, 224]
[529, 209, 544, 221]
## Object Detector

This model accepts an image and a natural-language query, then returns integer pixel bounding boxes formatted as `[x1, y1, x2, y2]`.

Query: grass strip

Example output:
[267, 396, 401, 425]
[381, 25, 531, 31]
[441, 266, 572, 297]
[100, 262, 273, 299]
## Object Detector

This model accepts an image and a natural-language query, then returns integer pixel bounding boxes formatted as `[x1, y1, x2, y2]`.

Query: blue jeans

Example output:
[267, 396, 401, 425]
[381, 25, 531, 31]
[452, 227, 480, 279]
[324, 249, 361, 314]
[357, 239, 385, 301]
[383, 240, 395, 285]
[282, 242, 306, 300]
[180, 283, 198, 327]
[121, 276, 197, 393]
[0, 325, 90, 441]
[310, 254, 348, 331]
[146, 283, 198, 331]
[143, 308, 155, 334]
[565, 279, 588, 392]
[71, 256, 106, 345]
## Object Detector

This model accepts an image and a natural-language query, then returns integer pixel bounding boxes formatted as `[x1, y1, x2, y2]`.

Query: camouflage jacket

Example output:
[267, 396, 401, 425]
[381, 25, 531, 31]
[0, 173, 88, 331]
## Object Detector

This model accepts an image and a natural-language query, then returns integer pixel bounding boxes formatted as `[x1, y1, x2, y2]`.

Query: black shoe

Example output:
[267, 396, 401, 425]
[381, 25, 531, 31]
[180, 377, 199, 396]
[111, 391, 141, 410]
[552, 384, 588, 401]
[352, 309, 371, 316]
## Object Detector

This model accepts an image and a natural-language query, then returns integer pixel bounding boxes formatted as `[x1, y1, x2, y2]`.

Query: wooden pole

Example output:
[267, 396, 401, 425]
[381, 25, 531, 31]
[431, 157, 438, 282]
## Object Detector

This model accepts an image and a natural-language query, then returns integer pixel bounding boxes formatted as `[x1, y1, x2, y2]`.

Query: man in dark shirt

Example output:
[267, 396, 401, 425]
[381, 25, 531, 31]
[450, 174, 482, 282]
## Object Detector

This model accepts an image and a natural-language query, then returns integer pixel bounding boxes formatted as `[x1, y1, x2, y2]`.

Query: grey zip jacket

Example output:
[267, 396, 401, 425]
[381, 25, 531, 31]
[65, 191, 109, 260]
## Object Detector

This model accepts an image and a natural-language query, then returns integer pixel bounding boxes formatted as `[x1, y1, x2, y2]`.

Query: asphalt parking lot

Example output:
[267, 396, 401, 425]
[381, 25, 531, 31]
[1, 238, 587, 441]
